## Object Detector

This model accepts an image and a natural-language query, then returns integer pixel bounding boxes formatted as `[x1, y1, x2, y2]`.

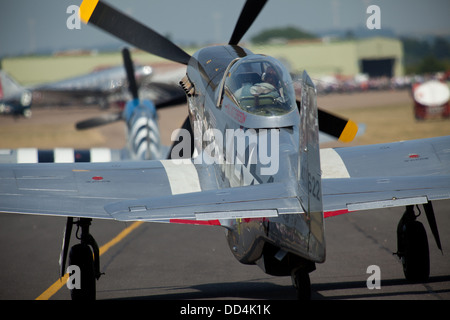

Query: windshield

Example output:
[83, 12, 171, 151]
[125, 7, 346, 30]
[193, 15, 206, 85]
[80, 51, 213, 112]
[224, 55, 296, 117]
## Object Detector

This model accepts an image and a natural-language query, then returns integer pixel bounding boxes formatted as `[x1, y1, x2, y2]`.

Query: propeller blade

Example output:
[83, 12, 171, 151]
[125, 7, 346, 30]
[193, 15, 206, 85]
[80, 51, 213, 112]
[80, 0, 191, 65]
[317, 108, 358, 143]
[167, 116, 194, 159]
[229, 0, 268, 45]
[75, 112, 122, 130]
[59, 217, 73, 278]
[122, 47, 138, 100]
[296, 100, 358, 143]
[155, 94, 187, 109]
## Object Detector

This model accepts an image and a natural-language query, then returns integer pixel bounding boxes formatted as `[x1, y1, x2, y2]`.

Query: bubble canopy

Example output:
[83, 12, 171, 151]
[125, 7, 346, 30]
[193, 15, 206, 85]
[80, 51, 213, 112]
[223, 55, 297, 117]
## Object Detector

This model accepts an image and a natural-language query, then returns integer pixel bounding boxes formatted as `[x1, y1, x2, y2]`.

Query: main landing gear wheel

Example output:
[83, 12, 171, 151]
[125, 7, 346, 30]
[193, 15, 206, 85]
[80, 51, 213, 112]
[396, 206, 430, 282]
[291, 269, 311, 300]
[398, 220, 430, 282]
[68, 243, 96, 300]
[60, 218, 101, 300]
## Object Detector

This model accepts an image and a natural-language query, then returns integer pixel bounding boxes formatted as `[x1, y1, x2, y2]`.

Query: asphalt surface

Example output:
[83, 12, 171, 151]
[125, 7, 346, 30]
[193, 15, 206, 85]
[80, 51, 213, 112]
[1, 199, 449, 300]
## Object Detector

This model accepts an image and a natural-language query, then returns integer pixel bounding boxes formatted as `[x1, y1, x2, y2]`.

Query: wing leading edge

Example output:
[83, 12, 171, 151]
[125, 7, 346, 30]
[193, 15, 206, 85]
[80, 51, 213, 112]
[0, 159, 303, 225]
[1, 136, 449, 223]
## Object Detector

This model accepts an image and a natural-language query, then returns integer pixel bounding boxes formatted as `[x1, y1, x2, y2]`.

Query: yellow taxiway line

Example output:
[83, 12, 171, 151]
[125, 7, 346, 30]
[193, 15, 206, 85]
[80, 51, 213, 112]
[36, 221, 144, 300]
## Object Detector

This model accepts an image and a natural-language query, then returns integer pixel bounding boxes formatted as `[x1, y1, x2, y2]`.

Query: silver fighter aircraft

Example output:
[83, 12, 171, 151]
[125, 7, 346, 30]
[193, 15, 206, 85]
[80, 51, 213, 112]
[32, 58, 186, 111]
[32, 61, 152, 109]
[1, 51, 183, 118]
[0, 0, 449, 300]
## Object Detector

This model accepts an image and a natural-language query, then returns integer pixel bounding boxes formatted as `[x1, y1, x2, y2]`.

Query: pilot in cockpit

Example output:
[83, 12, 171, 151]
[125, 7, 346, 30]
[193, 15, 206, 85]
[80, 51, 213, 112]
[224, 56, 296, 116]
[234, 66, 283, 103]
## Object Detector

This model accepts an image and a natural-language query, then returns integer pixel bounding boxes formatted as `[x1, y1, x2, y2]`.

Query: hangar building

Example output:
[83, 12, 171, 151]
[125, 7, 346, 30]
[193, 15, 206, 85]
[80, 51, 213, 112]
[250, 37, 404, 79]
[3, 37, 403, 86]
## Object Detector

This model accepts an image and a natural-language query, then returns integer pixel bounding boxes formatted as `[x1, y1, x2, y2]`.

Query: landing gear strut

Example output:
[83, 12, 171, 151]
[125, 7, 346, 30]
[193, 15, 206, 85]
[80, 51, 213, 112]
[291, 263, 315, 300]
[291, 269, 311, 300]
[60, 218, 102, 300]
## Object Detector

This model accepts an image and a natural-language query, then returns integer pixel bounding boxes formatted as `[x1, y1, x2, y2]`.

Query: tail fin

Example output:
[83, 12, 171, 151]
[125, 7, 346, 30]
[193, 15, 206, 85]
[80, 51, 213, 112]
[125, 99, 162, 160]
[298, 71, 325, 262]
[0, 70, 26, 99]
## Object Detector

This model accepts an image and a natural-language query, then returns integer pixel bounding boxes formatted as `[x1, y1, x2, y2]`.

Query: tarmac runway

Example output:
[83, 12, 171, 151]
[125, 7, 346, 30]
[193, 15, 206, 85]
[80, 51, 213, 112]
[1, 199, 449, 300]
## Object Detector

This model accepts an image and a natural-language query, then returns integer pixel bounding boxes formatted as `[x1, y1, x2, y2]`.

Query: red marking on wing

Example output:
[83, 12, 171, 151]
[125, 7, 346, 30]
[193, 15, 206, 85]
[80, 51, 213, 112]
[324, 209, 352, 218]
[170, 219, 221, 226]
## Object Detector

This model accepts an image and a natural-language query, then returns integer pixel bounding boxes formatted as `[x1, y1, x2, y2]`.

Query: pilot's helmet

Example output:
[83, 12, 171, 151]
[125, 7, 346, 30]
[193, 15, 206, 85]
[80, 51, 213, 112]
[261, 66, 279, 87]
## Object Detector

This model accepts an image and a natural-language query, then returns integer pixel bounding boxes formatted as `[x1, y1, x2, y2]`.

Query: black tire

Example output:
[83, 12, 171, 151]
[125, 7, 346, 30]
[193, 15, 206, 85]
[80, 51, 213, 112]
[401, 221, 430, 282]
[68, 243, 96, 300]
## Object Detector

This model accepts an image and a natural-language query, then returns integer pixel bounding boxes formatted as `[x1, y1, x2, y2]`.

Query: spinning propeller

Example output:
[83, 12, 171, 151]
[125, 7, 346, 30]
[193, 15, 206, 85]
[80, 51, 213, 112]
[80, 0, 190, 65]
[75, 111, 122, 130]
[79, 0, 357, 143]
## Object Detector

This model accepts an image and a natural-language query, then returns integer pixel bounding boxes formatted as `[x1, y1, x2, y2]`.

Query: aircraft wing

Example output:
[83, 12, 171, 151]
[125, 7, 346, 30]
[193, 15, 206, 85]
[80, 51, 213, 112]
[320, 136, 450, 179]
[0, 160, 165, 219]
[322, 175, 450, 217]
[104, 181, 301, 224]
[320, 135, 450, 217]
[1, 136, 449, 223]
[33, 87, 107, 105]
[0, 159, 302, 225]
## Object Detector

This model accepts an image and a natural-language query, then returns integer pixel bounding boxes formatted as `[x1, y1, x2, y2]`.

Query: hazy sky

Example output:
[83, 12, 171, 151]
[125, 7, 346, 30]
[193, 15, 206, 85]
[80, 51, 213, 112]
[1, 0, 449, 57]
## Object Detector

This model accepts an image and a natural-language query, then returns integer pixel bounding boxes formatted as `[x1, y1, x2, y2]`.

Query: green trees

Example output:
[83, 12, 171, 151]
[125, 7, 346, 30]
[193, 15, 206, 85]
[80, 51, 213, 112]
[250, 26, 316, 44]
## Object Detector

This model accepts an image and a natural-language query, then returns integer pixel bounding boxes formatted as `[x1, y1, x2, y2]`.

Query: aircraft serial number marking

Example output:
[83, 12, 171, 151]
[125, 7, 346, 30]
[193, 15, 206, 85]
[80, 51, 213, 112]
[308, 173, 321, 201]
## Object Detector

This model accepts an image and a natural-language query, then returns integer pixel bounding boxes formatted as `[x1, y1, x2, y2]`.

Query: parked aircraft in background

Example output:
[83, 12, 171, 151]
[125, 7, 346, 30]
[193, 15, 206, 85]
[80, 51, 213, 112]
[32, 61, 152, 109]
[33, 59, 186, 111]
[1, 52, 185, 117]
[0, 70, 32, 117]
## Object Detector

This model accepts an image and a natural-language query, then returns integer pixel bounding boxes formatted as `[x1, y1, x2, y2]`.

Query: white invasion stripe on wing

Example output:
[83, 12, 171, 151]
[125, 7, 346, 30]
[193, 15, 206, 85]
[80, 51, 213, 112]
[17, 148, 38, 163]
[54, 148, 75, 163]
[161, 160, 201, 195]
[320, 148, 350, 179]
[90, 148, 112, 162]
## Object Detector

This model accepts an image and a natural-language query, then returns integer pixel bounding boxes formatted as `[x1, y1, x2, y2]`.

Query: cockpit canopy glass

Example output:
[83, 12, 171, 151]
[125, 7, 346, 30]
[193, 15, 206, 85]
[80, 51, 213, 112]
[224, 55, 296, 117]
